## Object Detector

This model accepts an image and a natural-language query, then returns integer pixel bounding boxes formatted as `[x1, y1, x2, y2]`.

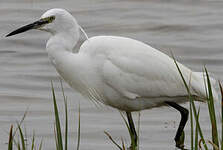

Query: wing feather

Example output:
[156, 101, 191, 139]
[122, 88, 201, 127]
[81, 36, 207, 100]
[95, 36, 192, 99]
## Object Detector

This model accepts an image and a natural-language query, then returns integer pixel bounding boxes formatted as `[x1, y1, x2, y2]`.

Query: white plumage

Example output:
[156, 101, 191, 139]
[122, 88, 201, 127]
[6, 8, 219, 149]
[34, 8, 218, 112]
[6, 8, 218, 111]
[48, 34, 218, 111]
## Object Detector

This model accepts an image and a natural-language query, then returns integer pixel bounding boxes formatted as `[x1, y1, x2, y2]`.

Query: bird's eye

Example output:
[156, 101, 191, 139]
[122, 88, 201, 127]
[48, 16, 55, 23]
[40, 16, 55, 24]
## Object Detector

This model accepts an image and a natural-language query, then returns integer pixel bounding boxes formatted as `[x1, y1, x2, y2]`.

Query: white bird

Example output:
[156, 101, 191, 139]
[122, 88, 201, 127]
[6, 8, 218, 149]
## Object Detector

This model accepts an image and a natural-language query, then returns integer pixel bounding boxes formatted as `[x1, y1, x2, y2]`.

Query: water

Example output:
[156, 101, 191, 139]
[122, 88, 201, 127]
[0, 0, 223, 149]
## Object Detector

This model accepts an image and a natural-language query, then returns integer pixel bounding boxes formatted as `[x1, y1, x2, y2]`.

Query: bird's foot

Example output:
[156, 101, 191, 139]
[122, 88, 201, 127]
[176, 138, 188, 150]
[175, 143, 187, 150]
[175, 130, 186, 150]
[127, 145, 138, 150]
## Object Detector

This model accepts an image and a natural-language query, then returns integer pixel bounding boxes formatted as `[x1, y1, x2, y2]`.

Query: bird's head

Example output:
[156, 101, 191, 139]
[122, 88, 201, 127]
[6, 8, 79, 37]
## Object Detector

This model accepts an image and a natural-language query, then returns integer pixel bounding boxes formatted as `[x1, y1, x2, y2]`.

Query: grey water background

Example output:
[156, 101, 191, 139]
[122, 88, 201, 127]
[0, 0, 223, 149]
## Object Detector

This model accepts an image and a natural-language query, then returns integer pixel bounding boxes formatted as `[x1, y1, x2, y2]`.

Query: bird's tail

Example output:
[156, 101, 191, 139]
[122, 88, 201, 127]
[191, 72, 222, 124]
[192, 72, 220, 103]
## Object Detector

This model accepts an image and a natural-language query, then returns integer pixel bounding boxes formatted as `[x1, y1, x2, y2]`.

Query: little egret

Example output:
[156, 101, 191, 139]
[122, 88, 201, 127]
[6, 8, 218, 149]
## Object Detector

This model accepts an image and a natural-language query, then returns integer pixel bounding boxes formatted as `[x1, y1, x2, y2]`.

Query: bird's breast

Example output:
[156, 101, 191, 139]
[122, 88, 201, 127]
[50, 51, 108, 104]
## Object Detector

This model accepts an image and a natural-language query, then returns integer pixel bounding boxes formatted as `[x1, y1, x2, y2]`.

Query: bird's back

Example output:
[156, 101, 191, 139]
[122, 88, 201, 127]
[77, 36, 218, 110]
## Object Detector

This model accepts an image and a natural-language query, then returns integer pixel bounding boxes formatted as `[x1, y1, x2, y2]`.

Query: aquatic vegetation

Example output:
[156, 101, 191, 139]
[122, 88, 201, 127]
[174, 56, 222, 150]
[7, 112, 43, 150]
[7, 82, 81, 150]
[7, 63, 223, 150]
[104, 112, 140, 150]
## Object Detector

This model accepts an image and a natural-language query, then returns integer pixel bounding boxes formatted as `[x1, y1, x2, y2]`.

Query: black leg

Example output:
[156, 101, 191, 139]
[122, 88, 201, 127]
[126, 112, 138, 148]
[165, 101, 189, 149]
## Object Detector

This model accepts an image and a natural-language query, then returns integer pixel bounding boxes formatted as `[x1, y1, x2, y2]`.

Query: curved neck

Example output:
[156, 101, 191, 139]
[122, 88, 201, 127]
[46, 28, 80, 53]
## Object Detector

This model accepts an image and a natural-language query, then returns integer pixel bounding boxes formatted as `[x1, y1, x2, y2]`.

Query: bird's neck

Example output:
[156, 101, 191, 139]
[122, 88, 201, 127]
[46, 28, 80, 53]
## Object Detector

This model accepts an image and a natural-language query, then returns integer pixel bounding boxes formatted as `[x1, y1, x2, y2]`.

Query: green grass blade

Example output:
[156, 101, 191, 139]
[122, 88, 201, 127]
[137, 112, 140, 150]
[60, 80, 68, 150]
[77, 104, 81, 150]
[208, 140, 220, 150]
[8, 125, 13, 150]
[219, 83, 223, 150]
[64, 99, 68, 150]
[205, 67, 219, 148]
[120, 112, 137, 149]
[64, 96, 68, 150]
[17, 140, 21, 150]
[31, 132, 35, 150]
[171, 52, 190, 93]
[190, 102, 194, 150]
[8, 110, 28, 150]
[104, 131, 122, 150]
[172, 55, 208, 150]
[51, 82, 63, 150]
[120, 112, 133, 143]
[12, 110, 28, 140]
[54, 124, 59, 150]
[121, 138, 126, 150]
[192, 103, 208, 150]
[195, 107, 200, 150]
[39, 139, 43, 150]
[120, 112, 131, 135]
[13, 138, 18, 150]
[17, 123, 26, 150]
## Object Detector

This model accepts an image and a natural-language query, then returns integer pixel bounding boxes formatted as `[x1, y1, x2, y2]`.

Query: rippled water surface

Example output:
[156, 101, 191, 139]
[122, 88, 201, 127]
[1, 0, 223, 149]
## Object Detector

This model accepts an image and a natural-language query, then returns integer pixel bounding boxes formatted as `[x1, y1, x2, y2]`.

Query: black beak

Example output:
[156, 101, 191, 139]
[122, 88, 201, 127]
[6, 19, 48, 37]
